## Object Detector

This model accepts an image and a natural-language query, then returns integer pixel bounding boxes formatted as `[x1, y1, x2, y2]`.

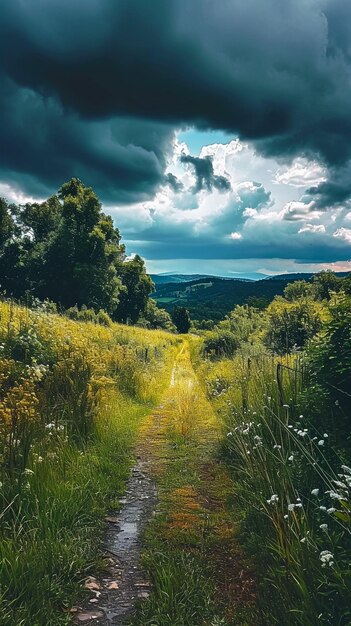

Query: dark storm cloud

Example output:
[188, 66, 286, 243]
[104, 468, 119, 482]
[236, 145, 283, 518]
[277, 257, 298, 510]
[0, 79, 174, 202]
[304, 164, 351, 209]
[1, 0, 351, 204]
[125, 234, 351, 264]
[165, 173, 183, 193]
[180, 155, 231, 193]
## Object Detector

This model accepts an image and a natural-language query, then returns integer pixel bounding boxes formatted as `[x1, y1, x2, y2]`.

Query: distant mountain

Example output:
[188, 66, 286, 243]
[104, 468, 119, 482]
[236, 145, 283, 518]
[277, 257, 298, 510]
[150, 273, 239, 284]
[151, 271, 350, 322]
[266, 272, 349, 281]
[228, 272, 269, 281]
[153, 276, 289, 321]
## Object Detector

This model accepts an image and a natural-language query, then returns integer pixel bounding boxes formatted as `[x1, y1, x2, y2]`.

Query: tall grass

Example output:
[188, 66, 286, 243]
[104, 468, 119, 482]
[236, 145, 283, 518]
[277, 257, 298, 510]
[195, 350, 351, 626]
[0, 299, 178, 624]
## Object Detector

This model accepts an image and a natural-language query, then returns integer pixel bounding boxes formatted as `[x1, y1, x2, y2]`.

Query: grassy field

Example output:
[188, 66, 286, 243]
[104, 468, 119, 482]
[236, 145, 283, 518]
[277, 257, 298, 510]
[0, 300, 178, 625]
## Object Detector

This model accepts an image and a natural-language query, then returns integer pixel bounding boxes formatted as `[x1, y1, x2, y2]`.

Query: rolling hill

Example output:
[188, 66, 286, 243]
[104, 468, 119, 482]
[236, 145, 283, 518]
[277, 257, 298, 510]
[152, 272, 349, 322]
[152, 276, 287, 321]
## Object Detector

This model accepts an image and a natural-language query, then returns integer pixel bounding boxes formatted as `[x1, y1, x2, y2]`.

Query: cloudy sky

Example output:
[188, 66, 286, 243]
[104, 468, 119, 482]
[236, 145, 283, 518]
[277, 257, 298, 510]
[1, 0, 351, 276]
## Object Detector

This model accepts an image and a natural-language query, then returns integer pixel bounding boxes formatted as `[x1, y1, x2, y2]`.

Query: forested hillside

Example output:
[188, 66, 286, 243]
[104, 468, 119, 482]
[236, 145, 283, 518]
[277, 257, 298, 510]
[153, 272, 349, 323]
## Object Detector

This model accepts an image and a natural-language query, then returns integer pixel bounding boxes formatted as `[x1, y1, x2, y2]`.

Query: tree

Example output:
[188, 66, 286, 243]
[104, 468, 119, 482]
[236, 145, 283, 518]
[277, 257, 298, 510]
[202, 328, 239, 358]
[0, 197, 29, 296]
[284, 280, 317, 301]
[44, 178, 124, 313]
[313, 271, 341, 300]
[18, 196, 62, 243]
[171, 306, 191, 333]
[219, 304, 265, 343]
[0, 179, 158, 322]
[0, 198, 15, 250]
[113, 255, 154, 323]
[264, 296, 325, 354]
[138, 299, 176, 331]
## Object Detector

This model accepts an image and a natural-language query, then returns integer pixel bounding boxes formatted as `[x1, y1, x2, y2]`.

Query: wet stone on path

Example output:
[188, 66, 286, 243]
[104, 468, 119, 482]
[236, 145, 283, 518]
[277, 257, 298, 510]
[74, 451, 158, 625]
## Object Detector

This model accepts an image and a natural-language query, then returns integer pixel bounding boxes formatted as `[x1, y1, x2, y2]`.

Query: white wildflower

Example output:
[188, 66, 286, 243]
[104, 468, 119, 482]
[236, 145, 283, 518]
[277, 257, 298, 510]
[311, 489, 319, 496]
[320, 524, 328, 531]
[297, 430, 308, 438]
[319, 550, 334, 567]
[267, 494, 279, 505]
[326, 490, 346, 501]
[332, 480, 347, 490]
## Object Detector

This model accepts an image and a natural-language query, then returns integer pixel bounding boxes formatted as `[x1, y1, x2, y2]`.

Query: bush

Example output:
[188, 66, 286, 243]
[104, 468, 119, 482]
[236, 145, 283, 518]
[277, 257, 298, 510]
[202, 329, 240, 358]
[65, 305, 112, 326]
[264, 296, 325, 354]
[302, 292, 351, 452]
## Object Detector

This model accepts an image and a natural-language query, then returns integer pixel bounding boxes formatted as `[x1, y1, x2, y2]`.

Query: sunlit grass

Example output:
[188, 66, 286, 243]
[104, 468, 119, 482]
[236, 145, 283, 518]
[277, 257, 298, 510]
[0, 299, 178, 624]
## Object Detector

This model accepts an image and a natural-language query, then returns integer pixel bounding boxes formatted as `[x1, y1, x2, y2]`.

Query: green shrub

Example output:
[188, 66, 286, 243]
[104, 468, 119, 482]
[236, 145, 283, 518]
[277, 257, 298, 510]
[202, 329, 239, 358]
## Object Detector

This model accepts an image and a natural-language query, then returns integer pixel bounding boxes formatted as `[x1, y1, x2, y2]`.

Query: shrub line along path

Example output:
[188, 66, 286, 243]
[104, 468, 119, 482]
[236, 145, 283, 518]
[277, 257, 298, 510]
[74, 342, 257, 626]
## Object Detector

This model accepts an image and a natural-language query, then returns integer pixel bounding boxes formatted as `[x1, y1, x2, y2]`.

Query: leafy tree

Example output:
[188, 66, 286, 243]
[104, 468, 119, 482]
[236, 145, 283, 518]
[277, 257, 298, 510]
[264, 296, 325, 354]
[313, 270, 341, 300]
[284, 280, 317, 301]
[0, 198, 15, 250]
[196, 319, 215, 330]
[18, 196, 62, 243]
[340, 273, 351, 295]
[0, 198, 30, 296]
[0, 180, 158, 321]
[114, 255, 154, 323]
[44, 178, 124, 313]
[171, 306, 191, 334]
[245, 295, 269, 309]
[219, 304, 265, 343]
[138, 299, 175, 331]
[202, 328, 239, 358]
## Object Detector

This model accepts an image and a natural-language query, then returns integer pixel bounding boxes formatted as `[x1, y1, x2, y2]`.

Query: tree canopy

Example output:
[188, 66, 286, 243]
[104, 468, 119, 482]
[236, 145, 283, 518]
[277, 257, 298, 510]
[171, 306, 191, 334]
[0, 179, 153, 322]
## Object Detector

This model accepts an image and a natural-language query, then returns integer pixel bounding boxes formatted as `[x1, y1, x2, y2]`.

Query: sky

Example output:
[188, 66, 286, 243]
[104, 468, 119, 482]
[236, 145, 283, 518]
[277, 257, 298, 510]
[1, 0, 351, 276]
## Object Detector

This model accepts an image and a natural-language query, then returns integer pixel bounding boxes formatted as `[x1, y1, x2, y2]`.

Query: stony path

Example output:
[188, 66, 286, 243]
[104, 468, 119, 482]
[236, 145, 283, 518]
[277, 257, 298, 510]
[73, 367, 173, 625]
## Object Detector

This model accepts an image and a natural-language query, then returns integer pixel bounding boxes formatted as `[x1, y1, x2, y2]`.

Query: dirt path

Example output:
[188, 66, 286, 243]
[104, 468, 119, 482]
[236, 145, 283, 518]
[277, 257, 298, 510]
[74, 343, 257, 625]
[73, 362, 175, 625]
